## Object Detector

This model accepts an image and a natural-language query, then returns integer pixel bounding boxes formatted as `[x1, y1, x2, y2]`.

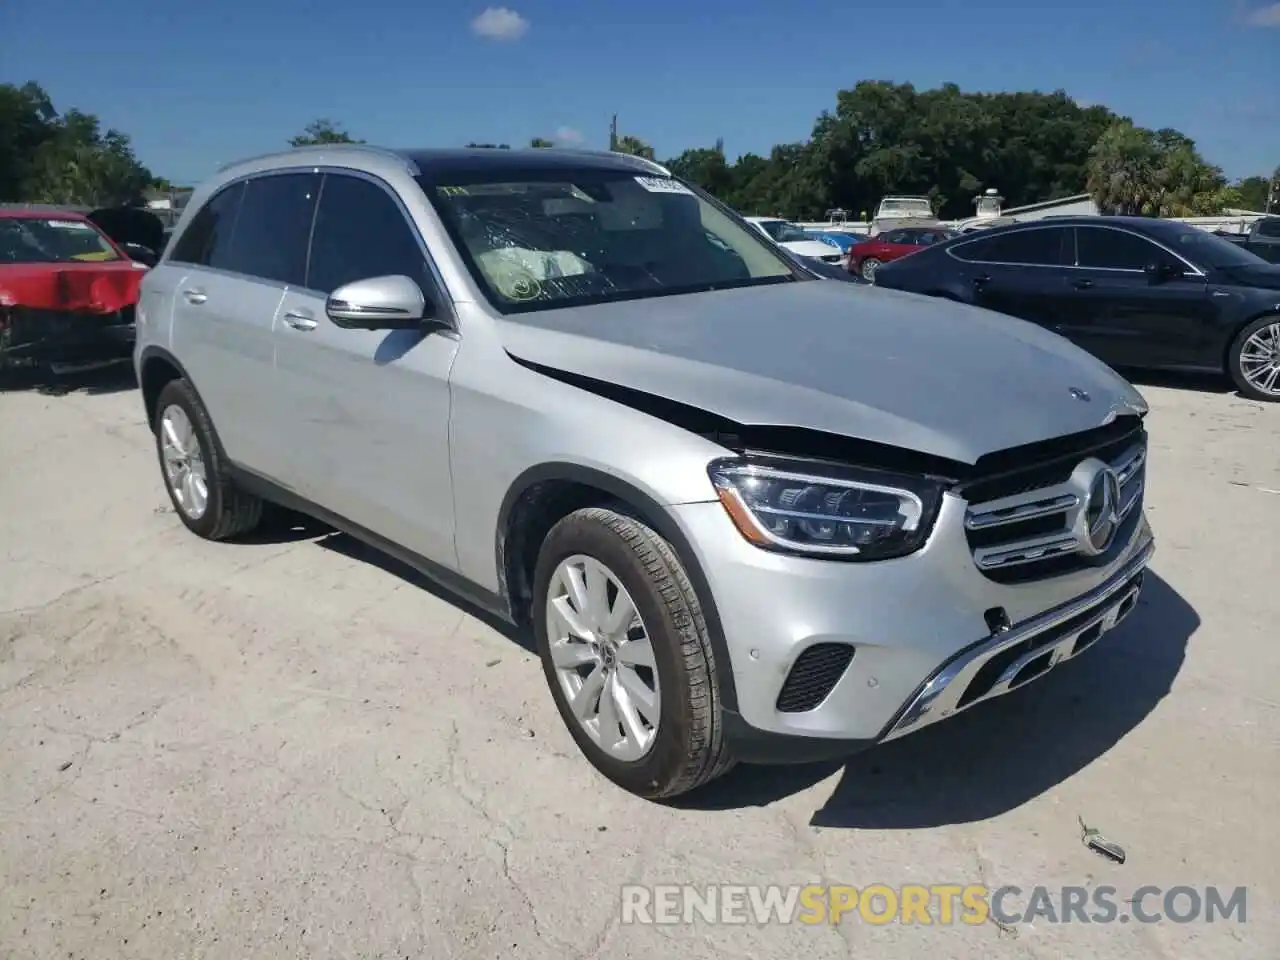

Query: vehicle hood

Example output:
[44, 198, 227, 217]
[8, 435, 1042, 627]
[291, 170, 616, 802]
[0, 260, 147, 314]
[779, 239, 843, 259]
[497, 280, 1148, 465]
[1218, 262, 1280, 291]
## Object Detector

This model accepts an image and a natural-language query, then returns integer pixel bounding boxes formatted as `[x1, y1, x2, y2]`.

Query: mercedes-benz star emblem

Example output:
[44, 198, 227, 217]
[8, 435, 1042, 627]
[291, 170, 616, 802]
[1069, 386, 1092, 402]
[1082, 466, 1122, 554]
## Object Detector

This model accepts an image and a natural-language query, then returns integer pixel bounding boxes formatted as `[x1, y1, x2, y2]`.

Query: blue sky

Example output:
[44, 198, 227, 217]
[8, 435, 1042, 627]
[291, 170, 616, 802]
[4, 0, 1278, 185]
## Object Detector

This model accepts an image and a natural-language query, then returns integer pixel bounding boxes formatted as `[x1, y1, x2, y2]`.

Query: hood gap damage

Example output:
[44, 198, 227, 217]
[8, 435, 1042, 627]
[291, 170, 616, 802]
[508, 352, 969, 482]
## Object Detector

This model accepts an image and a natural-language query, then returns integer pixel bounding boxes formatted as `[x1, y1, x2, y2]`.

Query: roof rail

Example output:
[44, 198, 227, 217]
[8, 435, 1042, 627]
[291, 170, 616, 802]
[216, 143, 417, 175]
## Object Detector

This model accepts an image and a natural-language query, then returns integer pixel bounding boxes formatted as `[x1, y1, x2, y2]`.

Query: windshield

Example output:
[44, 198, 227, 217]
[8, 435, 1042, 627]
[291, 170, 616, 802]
[0, 216, 121, 264]
[424, 171, 797, 313]
[1162, 225, 1267, 270]
[879, 198, 933, 216]
[757, 219, 811, 244]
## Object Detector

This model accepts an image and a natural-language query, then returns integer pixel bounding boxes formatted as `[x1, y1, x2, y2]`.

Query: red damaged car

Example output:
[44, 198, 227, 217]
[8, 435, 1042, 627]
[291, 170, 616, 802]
[846, 226, 959, 282]
[0, 208, 151, 371]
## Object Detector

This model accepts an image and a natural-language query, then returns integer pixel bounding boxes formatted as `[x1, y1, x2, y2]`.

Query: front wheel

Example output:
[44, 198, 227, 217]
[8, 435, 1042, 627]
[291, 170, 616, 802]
[1228, 316, 1280, 402]
[153, 379, 264, 539]
[861, 257, 882, 282]
[532, 507, 734, 799]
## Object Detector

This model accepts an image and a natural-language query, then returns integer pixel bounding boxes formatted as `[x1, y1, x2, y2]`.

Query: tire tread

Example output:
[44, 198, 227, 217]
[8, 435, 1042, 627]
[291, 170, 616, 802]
[155, 379, 263, 540]
[543, 507, 735, 798]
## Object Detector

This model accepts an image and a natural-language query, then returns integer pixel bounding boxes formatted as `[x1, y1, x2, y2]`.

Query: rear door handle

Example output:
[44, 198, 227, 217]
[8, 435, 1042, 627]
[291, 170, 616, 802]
[1072, 278, 1093, 290]
[283, 311, 317, 332]
[182, 288, 207, 305]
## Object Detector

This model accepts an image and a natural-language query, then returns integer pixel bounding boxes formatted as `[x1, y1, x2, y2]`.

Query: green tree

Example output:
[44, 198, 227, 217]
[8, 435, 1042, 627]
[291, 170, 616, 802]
[1235, 176, 1271, 211]
[613, 135, 655, 160]
[289, 119, 362, 146]
[666, 145, 733, 197]
[0, 83, 153, 206]
[529, 137, 555, 148]
[0, 82, 58, 201]
[1087, 121, 1228, 216]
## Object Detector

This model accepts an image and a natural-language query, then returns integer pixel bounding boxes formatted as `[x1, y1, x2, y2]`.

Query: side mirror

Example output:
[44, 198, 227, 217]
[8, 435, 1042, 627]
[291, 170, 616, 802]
[1144, 261, 1183, 284]
[122, 242, 158, 267]
[325, 275, 431, 330]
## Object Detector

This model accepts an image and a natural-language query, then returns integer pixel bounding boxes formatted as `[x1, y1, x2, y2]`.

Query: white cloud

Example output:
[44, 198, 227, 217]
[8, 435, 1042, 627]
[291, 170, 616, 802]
[1244, 2, 1280, 25]
[471, 7, 529, 41]
[555, 126, 584, 145]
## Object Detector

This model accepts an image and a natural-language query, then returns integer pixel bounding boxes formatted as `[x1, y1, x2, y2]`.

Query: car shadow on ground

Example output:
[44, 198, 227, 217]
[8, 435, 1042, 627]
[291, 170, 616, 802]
[1119, 368, 1233, 397]
[0, 361, 138, 396]
[314, 529, 535, 654]
[674, 570, 1196, 826]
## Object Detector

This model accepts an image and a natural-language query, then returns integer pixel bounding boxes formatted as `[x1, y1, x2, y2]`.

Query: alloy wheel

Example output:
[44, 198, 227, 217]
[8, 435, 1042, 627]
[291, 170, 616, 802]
[545, 554, 660, 762]
[159, 404, 209, 519]
[1239, 321, 1280, 397]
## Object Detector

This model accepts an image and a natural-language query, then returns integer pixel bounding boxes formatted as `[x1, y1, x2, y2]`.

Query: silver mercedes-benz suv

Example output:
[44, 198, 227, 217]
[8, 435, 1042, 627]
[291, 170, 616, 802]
[135, 145, 1154, 799]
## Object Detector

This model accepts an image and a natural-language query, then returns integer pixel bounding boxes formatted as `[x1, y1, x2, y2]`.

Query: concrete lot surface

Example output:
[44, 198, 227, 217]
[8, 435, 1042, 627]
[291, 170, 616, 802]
[1, 367, 1277, 959]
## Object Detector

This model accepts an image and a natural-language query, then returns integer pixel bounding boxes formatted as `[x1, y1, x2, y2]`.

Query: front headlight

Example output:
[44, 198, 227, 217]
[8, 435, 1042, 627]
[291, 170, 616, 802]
[708, 457, 945, 561]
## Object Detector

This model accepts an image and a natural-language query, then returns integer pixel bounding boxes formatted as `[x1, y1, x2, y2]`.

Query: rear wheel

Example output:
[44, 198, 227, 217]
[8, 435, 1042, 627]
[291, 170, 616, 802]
[1228, 316, 1280, 402]
[154, 379, 263, 539]
[532, 507, 734, 799]
[861, 257, 882, 281]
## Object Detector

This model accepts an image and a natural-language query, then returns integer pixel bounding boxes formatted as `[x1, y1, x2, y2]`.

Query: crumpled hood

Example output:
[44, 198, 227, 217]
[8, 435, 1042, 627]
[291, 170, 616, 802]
[498, 280, 1148, 465]
[0, 260, 147, 314]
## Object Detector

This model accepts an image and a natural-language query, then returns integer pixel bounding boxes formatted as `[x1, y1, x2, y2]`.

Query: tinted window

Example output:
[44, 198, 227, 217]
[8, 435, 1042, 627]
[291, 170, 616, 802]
[881, 230, 908, 244]
[953, 227, 1069, 266]
[1257, 217, 1280, 239]
[307, 174, 429, 295]
[1075, 227, 1168, 271]
[169, 182, 244, 266]
[220, 173, 319, 285]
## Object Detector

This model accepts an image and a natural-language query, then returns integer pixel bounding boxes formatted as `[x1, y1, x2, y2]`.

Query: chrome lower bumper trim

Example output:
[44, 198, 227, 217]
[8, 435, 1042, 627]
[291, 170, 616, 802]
[881, 536, 1155, 742]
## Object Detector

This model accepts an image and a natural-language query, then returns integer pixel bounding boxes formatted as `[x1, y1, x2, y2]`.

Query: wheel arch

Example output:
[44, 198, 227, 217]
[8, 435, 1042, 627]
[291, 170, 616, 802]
[138, 345, 201, 432]
[495, 462, 739, 711]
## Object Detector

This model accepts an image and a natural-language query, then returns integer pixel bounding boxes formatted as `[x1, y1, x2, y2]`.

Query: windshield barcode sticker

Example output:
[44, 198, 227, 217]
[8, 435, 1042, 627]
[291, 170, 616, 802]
[634, 176, 693, 195]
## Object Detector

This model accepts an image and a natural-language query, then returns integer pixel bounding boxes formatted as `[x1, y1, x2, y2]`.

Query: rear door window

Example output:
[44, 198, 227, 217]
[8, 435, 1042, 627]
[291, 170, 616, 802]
[951, 227, 1070, 266]
[220, 173, 320, 285]
[169, 182, 245, 267]
[1075, 227, 1166, 271]
[306, 173, 430, 295]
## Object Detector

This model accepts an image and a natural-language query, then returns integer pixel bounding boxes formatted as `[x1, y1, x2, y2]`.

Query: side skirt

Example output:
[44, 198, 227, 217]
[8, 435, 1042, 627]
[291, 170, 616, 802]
[228, 465, 514, 624]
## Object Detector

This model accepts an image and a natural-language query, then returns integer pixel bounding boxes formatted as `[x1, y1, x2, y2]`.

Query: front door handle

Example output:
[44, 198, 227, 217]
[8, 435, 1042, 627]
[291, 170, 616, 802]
[971, 273, 992, 287]
[282, 311, 317, 332]
[182, 288, 207, 305]
[1072, 278, 1094, 290]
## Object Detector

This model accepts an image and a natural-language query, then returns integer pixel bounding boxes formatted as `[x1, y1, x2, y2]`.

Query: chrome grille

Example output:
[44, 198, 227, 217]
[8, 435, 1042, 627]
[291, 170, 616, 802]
[964, 437, 1146, 582]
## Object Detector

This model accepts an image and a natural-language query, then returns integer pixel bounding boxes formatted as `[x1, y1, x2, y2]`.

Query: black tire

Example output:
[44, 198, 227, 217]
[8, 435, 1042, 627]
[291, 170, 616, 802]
[861, 257, 881, 281]
[532, 507, 735, 799]
[1227, 315, 1280, 402]
[153, 378, 263, 539]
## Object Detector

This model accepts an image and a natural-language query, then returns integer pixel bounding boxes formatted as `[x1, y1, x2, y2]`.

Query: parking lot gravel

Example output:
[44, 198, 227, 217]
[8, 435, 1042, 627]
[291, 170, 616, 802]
[1, 368, 1277, 959]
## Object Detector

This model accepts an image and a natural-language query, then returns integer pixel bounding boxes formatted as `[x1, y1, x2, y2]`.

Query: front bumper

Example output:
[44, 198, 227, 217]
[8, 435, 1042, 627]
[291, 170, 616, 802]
[669, 494, 1155, 760]
[0, 305, 136, 367]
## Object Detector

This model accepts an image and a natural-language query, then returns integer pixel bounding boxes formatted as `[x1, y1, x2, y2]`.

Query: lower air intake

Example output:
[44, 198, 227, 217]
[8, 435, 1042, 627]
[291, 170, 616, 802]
[776, 643, 856, 713]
